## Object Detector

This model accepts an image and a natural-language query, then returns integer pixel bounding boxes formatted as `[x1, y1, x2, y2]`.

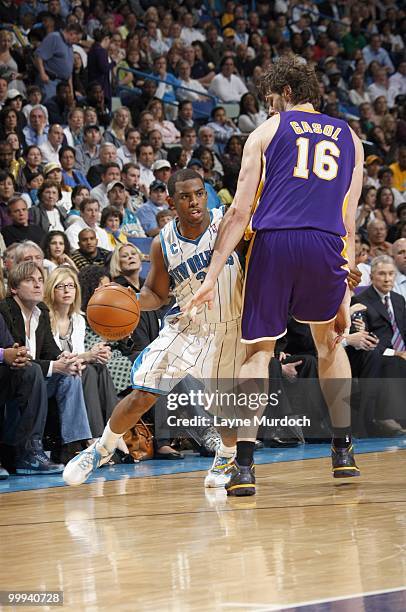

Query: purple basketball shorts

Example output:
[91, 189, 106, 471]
[241, 228, 348, 342]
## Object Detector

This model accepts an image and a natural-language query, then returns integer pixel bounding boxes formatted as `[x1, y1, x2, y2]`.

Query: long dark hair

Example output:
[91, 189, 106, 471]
[42, 230, 72, 260]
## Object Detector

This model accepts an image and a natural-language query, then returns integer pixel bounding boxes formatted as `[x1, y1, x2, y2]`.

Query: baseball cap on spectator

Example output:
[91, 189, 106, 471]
[7, 89, 24, 101]
[152, 160, 171, 171]
[323, 56, 336, 66]
[150, 180, 167, 191]
[187, 158, 203, 168]
[107, 180, 126, 193]
[43, 162, 62, 175]
[366, 155, 383, 166]
[223, 28, 236, 38]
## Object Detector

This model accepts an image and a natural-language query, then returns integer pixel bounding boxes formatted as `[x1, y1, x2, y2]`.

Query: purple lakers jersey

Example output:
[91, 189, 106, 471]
[252, 109, 355, 236]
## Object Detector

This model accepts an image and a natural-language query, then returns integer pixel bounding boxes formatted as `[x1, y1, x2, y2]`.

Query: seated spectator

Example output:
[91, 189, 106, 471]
[389, 146, 406, 195]
[71, 227, 110, 270]
[195, 147, 222, 191]
[187, 158, 221, 210]
[365, 156, 382, 188]
[362, 33, 394, 74]
[30, 180, 66, 233]
[190, 41, 215, 87]
[217, 170, 238, 207]
[368, 126, 394, 165]
[72, 51, 88, 99]
[136, 143, 155, 189]
[138, 111, 155, 141]
[66, 197, 111, 251]
[110, 243, 144, 292]
[349, 73, 371, 107]
[367, 219, 393, 258]
[1, 196, 46, 247]
[63, 107, 85, 147]
[351, 255, 406, 432]
[388, 60, 406, 108]
[368, 67, 390, 102]
[151, 55, 180, 106]
[75, 124, 102, 176]
[393, 239, 406, 300]
[17, 145, 43, 191]
[128, 79, 159, 127]
[44, 266, 118, 439]
[221, 135, 243, 177]
[0, 108, 24, 145]
[39, 123, 64, 165]
[59, 146, 91, 190]
[371, 96, 389, 127]
[356, 186, 378, 236]
[355, 232, 371, 286]
[0, 312, 63, 477]
[43, 162, 72, 214]
[65, 185, 90, 226]
[105, 181, 146, 238]
[136, 180, 169, 237]
[374, 186, 398, 230]
[45, 81, 75, 125]
[90, 162, 122, 209]
[148, 129, 168, 161]
[0, 170, 14, 231]
[87, 143, 117, 188]
[100, 206, 128, 249]
[387, 203, 406, 243]
[82, 83, 111, 129]
[238, 92, 267, 133]
[79, 265, 134, 394]
[23, 171, 45, 208]
[42, 230, 77, 271]
[104, 107, 132, 149]
[176, 59, 209, 102]
[22, 106, 49, 147]
[0, 262, 92, 464]
[22, 86, 48, 124]
[208, 56, 248, 103]
[148, 98, 180, 146]
[117, 128, 140, 168]
[121, 163, 147, 212]
[157, 209, 176, 228]
[152, 159, 172, 187]
[174, 100, 197, 132]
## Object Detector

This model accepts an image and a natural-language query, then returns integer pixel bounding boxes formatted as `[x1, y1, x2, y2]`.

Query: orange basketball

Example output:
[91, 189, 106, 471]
[87, 285, 140, 341]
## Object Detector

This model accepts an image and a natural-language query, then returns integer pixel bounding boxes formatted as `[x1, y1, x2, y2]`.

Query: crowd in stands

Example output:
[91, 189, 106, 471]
[0, 0, 405, 479]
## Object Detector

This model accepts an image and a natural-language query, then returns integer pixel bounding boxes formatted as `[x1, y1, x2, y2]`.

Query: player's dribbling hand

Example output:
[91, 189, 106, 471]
[182, 279, 216, 322]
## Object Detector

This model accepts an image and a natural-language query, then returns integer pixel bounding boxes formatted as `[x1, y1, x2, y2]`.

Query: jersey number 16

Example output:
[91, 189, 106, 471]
[293, 137, 340, 181]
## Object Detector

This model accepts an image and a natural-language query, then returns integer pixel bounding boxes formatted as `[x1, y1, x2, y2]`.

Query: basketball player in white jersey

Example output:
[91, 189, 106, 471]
[63, 169, 249, 489]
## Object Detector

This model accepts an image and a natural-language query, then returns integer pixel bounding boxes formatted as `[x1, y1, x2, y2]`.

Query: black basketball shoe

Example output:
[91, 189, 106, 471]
[225, 460, 256, 496]
[331, 443, 360, 478]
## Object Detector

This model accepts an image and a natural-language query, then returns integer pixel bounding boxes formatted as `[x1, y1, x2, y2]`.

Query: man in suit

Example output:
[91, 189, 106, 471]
[0, 262, 92, 464]
[352, 255, 406, 432]
[0, 313, 64, 478]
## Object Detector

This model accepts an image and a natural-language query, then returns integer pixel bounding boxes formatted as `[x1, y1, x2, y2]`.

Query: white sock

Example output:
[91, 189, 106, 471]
[218, 442, 236, 458]
[99, 421, 125, 454]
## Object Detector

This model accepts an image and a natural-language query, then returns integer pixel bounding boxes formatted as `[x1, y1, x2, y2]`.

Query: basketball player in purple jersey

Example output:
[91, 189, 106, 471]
[186, 57, 364, 495]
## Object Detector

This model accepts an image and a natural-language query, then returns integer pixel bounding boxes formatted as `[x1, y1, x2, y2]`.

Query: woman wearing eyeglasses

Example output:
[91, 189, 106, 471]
[44, 266, 119, 439]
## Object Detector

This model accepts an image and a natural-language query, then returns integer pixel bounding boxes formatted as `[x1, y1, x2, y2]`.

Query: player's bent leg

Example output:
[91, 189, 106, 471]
[310, 321, 360, 478]
[205, 426, 237, 488]
[63, 390, 158, 486]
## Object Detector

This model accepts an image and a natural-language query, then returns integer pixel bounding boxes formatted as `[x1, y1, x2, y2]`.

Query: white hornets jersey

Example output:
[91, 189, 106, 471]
[159, 207, 243, 324]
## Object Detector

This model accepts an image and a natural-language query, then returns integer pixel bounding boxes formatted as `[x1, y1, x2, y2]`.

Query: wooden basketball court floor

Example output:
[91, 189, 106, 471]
[1, 441, 406, 612]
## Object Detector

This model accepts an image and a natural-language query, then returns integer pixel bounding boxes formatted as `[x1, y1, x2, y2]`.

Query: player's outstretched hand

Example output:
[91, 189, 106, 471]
[182, 278, 215, 321]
